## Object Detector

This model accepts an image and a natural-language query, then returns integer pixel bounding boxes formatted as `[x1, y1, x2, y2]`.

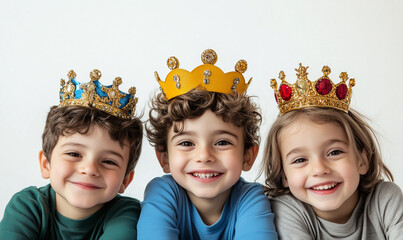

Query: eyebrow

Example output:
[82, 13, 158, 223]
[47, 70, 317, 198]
[60, 142, 125, 161]
[170, 130, 239, 141]
[284, 139, 348, 159]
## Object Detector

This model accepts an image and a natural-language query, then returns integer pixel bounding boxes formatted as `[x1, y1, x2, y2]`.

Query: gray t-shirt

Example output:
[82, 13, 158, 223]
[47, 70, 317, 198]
[269, 181, 403, 240]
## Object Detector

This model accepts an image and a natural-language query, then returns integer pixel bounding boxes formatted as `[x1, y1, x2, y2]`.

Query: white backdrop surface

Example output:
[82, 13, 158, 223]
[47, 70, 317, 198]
[0, 0, 402, 219]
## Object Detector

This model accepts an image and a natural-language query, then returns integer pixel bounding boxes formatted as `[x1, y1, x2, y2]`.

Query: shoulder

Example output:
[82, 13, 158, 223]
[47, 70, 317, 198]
[269, 193, 306, 210]
[372, 181, 402, 195]
[365, 181, 402, 214]
[9, 185, 52, 207]
[269, 194, 317, 238]
[0, 185, 53, 239]
[233, 177, 264, 195]
[231, 178, 271, 209]
[102, 195, 141, 221]
[364, 181, 403, 238]
[366, 181, 402, 206]
[144, 175, 183, 199]
[269, 193, 314, 220]
[109, 195, 141, 209]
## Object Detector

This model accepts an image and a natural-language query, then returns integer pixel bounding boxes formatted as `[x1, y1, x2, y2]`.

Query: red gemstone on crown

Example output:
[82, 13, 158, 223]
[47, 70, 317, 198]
[274, 93, 278, 103]
[316, 78, 332, 95]
[279, 84, 292, 101]
[336, 84, 348, 99]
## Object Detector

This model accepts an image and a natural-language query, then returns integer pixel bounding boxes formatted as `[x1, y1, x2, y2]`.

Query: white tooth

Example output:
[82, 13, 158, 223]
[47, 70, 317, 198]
[192, 172, 219, 179]
[313, 183, 336, 190]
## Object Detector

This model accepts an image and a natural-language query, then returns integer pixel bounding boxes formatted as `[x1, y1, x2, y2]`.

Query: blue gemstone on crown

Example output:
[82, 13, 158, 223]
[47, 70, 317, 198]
[59, 69, 138, 119]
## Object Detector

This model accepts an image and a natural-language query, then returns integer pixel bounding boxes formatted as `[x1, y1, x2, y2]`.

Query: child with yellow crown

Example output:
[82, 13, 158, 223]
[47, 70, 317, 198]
[137, 49, 277, 239]
[261, 64, 403, 239]
[0, 69, 143, 239]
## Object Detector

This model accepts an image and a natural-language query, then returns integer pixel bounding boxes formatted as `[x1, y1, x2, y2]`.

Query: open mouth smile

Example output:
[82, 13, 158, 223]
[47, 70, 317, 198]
[309, 182, 341, 195]
[311, 182, 338, 190]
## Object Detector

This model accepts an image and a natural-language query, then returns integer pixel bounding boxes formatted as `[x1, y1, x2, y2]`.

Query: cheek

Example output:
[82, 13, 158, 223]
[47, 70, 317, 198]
[51, 162, 74, 179]
[284, 168, 306, 188]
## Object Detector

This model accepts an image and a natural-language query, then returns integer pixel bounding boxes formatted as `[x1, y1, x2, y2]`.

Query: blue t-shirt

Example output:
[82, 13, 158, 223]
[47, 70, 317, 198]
[138, 175, 277, 240]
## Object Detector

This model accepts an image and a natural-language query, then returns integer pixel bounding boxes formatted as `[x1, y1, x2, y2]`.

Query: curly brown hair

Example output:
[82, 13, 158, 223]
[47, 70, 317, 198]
[146, 88, 262, 152]
[260, 107, 393, 197]
[42, 105, 143, 176]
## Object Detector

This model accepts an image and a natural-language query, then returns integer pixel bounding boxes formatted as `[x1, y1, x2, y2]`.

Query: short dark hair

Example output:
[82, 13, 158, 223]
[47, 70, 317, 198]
[42, 105, 143, 175]
[146, 88, 262, 152]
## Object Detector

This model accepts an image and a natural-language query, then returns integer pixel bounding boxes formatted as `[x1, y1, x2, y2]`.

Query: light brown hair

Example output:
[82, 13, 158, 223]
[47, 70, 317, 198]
[261, 107, 393, 197]
[146, 88, 262, 152]
[42, 105, 143, 175]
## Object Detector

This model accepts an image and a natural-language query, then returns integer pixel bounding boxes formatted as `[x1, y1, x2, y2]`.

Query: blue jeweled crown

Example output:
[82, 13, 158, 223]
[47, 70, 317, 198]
[59, 69, 138, 119]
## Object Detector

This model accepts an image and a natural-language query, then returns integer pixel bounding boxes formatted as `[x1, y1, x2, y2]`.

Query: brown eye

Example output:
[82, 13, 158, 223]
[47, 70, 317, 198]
[67, 152, 81, 158]
[328, 150, 343, 156]
[103, 160, 118, 166]
[216, 140, 231, 146]
[292, 158, 307, 164]
[179, 141, 194, 147]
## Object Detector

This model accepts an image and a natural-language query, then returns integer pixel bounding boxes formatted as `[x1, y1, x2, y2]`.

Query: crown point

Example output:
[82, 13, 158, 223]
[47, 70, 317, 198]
[279, 71, 286, 81]
[90, 69, 102, 81]
[167, 57, 179, 70]
[270, 79, 278, 90]
[114, 77, 122, 86]
[154, 71, 161, 82]
[129, 86, 136, 95]
[339, 72, 348, 82]
[235, 60, 247, 73]
[201, 49, 217, 65]
[322, 66, 331, 77]
[349, 78, 355, 87]
[296, 64, 309, 79]
[67, 70, 76, 80]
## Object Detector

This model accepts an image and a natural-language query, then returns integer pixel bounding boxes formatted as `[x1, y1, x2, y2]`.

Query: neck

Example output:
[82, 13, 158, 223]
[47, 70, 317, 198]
[187, 188, 231, 226]
[55, 194, 103, 220]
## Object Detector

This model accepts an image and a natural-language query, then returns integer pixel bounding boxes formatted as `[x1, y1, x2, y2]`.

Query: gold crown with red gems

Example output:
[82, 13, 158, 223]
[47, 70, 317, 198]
[59, 69, 138, 119]
[270, 63, 355, 114]
[154, 49, 251, 100]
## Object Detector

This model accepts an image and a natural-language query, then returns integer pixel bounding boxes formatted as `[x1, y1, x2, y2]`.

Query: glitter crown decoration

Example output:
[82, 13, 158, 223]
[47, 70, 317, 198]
[270, 63, 355, 114]
[155, 49, 251, 100]
[59, 69, 138, 119]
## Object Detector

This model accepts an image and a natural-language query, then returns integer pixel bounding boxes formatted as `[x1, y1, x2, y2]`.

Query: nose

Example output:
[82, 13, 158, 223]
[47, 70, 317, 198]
[79, 159, 100, 177]
[311, 158, 330, 176]
[196, 145, 215, 163]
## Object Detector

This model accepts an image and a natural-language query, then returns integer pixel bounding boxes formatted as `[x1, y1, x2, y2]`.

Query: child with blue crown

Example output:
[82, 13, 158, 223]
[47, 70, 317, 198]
[137, 49, 278, 239]
[0, 69, 143, 239]
[261, 64, 403, 239]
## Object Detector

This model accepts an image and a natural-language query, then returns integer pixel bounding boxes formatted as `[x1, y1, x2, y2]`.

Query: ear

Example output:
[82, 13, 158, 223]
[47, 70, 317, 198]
[242, 145, 259, 171]
[156, 149, 170, 173]
[119, 170, 134, 193]
[358, 150, 369, 175]
[39, 150, 51, 179]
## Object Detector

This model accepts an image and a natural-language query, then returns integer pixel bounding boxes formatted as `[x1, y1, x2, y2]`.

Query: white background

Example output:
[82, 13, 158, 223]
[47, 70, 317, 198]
[1, 0, 402, 219]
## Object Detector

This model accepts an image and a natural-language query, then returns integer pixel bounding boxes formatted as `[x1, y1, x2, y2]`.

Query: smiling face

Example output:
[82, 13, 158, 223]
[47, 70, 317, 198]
[158, 110, 257, 207]
[279, 117, 368, 223]
[39, 125, 133, 219]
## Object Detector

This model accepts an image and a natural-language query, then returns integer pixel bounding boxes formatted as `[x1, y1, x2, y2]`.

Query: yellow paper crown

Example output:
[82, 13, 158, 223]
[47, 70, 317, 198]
[270, 63, 355, 114]
[155, 49, 251, 100]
